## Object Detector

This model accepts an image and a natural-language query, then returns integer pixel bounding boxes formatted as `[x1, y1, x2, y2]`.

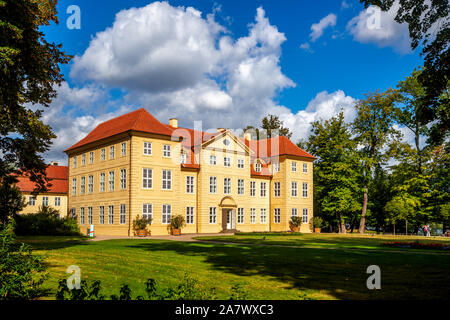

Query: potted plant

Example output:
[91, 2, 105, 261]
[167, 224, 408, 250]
[289, 216, 302, 232]
[313, 216, 323, 233]
[132, 215, 152, 237]
[170, 214, 186, 236]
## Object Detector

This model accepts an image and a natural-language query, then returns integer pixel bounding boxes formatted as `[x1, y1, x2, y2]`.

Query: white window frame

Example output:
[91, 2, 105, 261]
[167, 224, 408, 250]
[274, 182, 281, 197]
[302, 182, 308, 198]
[72, 178, 77, 196]
[224, 178, 231, 194]
[209, 176, 217, 194]
[82, 154, 86, 166]
[303, 163, 308, 173]
[101, 148, 106, 161]
[260, 208, 267, 224]
[108, 171, 115, 191]
[162, 204, 172, 224]
[120, 169, 126, 190]
[88, 175, 93, 194]
[209, 155, 216, 165]
[260, 182, 266, 197]
[88, 207, 93, 225]
[292, 208, 298, 217]
[209, 207, 217, 224]
[108, 205, 114, 224]
[302, 208, 308, 223]
[237, 208, 244, 224]
[186, 176, 194, 194]
[110, 146, 115, 159]
[250, 181, 256, 197]
[273, 162, 280, 173]
[100, 173, 105, 192]
[142, 204, 153, 221]
[237, 159, 244, 169]
[29, 196, 36, 206]
[143, 141, 152, 155]
[274, 208, 281, 223]
[80, 177, 85, 195]
[73, 156, 77, 168]
[291, 181, 298, 197]
[163, 144, 171, 157]
[142, 168, 153, 189]
[121, 142, 126, 156]
[186, 207, 194, 224]
[42, 196, 49, 206]
[80, 207, 85, 224]
[99, 206, 105, 224]
[237, 179, 244, 195]
[254, 163, 261, 172]
[223, 157, 231, 167]
[89, 151, 94, 164]
[162, 170, 172, 190]
[292, 161, 297, 172]
[120, 204, 126, 224]
[250, 208, 256, 224]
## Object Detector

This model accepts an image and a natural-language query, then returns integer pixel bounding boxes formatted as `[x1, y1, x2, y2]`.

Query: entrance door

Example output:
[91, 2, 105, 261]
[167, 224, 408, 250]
[226, 210, 231, 229]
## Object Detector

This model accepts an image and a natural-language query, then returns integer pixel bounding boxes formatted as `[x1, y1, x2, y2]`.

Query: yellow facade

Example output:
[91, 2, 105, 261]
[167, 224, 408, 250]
[66, 129, 314, 236]
[19, 192, 68, 216]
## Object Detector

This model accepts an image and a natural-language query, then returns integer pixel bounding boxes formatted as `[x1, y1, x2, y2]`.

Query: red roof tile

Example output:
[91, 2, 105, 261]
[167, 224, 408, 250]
[65, 108, 175, 152]
[15, 165, 68, 194]
[243, 136, 316, 160]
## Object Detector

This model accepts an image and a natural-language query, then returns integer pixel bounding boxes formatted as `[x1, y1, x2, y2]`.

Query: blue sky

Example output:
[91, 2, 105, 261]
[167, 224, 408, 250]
[39, 0, 424, 163]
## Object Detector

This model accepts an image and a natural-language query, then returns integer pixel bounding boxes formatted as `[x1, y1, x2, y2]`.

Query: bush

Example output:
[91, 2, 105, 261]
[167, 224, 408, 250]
[170, 214, 186, 230]
[0, 220, 48, 300]
[132, 214, 152, 232]
[289, 216, 302, 228]
[14, 206, 80, 236]
[313, 216, 324, 228]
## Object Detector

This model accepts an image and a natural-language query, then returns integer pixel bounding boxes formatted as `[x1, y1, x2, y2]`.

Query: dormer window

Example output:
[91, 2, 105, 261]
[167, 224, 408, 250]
[181, 153, 187, 164]
[255, 163, 261, 172]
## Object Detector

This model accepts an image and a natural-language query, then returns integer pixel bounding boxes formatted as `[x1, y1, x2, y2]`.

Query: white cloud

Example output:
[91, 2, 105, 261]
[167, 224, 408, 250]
[346, 2, 412, 54]
[341, 1, 351, 9]
[310, 13, 337, 42]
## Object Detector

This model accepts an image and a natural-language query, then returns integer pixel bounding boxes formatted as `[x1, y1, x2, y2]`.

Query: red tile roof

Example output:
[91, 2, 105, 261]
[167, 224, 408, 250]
[65, 108, 175, 152]
[243, 136, 316, 160]
[15, 165, 68, 194]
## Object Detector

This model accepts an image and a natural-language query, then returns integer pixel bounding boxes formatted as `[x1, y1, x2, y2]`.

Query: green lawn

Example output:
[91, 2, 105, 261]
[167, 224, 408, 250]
[18, 234, 450, 300]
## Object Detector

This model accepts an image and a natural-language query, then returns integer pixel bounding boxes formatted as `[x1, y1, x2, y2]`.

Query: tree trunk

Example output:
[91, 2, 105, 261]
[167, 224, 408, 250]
[358, 186, 368, 233]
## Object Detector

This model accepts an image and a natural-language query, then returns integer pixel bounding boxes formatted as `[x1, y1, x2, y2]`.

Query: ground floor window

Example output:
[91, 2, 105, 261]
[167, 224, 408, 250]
[162, 204, 171, 224]
[29, 196, 36, 206]
[42, 196, 49, 206]
[99, 206, 105, 224]
[186, 207, 194, 224]
[209, 207, 217, 224]
[274, 208, 281, 223]
[303, 208, 308, 223]
[55, 197, 61, 206]
[71, 208, 76, 219]
[237, 208, 244, 224]
[291, 208, 298, 217]
[108, 205, 114, 224]
[260, 208, 267, 224]
[80, 207, 85, 225]
[142, 204, 152, 221]
[250, 208, 256, 224]
[88, 207, 93, 225]
[120, 204, 126, 224]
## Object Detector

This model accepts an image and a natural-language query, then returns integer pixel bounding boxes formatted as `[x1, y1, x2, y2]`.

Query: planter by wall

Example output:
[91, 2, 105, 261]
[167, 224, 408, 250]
[136, 230, 148, 237]
[314, 228, 321, 233]
[290, 226, 300, 232]
[172, 228, 181, 236]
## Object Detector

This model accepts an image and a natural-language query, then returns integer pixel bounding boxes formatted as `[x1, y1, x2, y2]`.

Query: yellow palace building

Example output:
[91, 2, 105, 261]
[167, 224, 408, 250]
[64, 108, 315, 236]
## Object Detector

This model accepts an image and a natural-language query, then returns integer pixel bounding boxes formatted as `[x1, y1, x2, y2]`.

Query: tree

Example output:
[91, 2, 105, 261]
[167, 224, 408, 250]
[305, 112, 361, 233]
[353, 89, 401, 233]
[367, 165, 392, 233]
[0, 0, 70, 221]
[361, 0, 449, 145]
[384, 195, 419, 235]
[261, 115, 292, 139]
[0, 183, 25, 225]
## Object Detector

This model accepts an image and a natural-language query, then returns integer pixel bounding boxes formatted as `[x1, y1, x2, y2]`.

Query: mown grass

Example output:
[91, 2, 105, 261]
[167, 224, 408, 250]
[195, 232, 450, 252]
[18, 235, 450, 300]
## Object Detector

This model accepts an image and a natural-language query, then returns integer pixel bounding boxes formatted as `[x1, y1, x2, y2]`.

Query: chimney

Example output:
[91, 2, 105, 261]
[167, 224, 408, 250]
[50, 161, 59, 166]
[244, 132, 252, 141]
[169, 118, 178, 128]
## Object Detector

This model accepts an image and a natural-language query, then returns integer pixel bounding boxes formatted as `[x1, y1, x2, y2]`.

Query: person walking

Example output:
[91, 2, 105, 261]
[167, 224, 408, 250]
[423, 224, 428, 236]
[427, 224, 431, 237]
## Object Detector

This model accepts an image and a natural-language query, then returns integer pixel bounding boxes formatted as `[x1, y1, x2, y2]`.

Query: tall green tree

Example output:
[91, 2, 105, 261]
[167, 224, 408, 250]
[305, 112, 361, 233]
[0, 0, 70, 223]
[353, 89, 401, 233]
[361, 0, 449, 145]
[261, 115, 292, 139]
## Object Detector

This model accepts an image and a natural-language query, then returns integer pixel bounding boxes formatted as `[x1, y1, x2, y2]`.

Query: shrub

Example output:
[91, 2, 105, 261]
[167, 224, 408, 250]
[313, 216, 323, 228]
[289, 216, 302, 228]
[170, 214, 186, 230]
[132, 215, 152, 232]
[14, 206, 80, 236]
[0, 220, 48, 300]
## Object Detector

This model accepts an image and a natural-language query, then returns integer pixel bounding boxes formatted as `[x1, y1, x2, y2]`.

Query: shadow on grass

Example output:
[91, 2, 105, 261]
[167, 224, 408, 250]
[126, 240, 450, 300]
[17, 236, 90, 250]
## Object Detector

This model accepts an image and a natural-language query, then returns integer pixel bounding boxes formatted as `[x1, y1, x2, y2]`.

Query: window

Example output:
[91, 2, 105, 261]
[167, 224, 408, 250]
[55, 197, 61, 206]
[120, 204, 126, 224]
[237, 159, 244, 168]
[180, 153, 187, 164]
[88, 207, 93, 224]
[209, 155, 216, 165]
[273, 162, 280, 173]
[223, 178, 231, 194]
[100, 173, 105, 192]
[143, 142, 152, 155]
[274, 208, 281, 223]
[82, 154, 86, 166]
[42, 196, 49, 206]
[121, 142, 126, 156]
[163, 144, 171, 157]
[88, 175, 93, 193]
[142, 204, 152, 220]
[120, 169, 126, 190]
[260, 182, 266, 197]
[71, 208, 76, 219]
[101, 148, 106, 161]
[291, 181, 298, 197]
[250, 181, 256, 196]
[99, 206, 105, 224]
[274, 182, 281, 197]
[254, 163, 261, 172]
[89, 152, 94, 164]
[303, 163, 308, 173]
[292, 161, 297, 172]
[260, 208, 267, 224]
[223, 139, 230, 146]
[186, 207, 194, 224]
[237, 179, 244, 195]
[108, 205, 114, 224]
[110, 146, 115, 159]
[72, 178, 77, 195]
[80, 207, 85, 224]
[186, 176, 194, 194]
[109, 171, 115, 191]
[292, 208, 298, 217]
[250, 208, 256, 224]
[237, 208, 244, 224]
[302, 208, 308, 223]
[162, 204, 172, 224]
[80, 177, 86, 195]
[209, 176, 217, 193]
[162, 170, 172, 190]
[29, 196, 36, 206]
[142, 168, 152, 189]
[302, 182, 308, 197]
[223, 157, 231, 167]
[209, 207, 217, 224]
[73, 156, 77, 168]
